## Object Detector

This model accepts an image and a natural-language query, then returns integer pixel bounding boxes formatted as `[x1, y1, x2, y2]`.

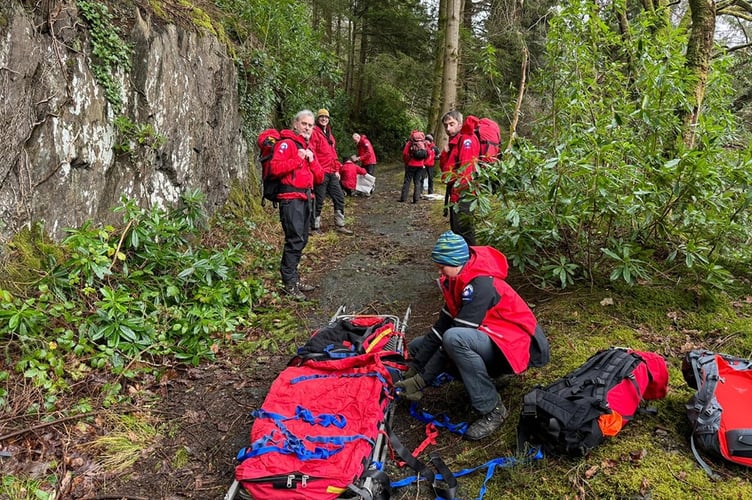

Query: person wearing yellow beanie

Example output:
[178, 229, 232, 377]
[310, 108, 353, 234]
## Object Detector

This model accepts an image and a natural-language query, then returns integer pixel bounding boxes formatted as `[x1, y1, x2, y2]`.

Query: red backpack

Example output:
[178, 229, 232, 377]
[408, 130, 428, 160]
[257, 129, 281, 204]
[463, 116, 501, 162]
[682, 350, 752, 477]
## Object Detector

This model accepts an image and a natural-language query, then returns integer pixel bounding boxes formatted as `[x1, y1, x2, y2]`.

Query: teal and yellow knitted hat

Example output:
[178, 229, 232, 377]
[431, 231, 470, 266]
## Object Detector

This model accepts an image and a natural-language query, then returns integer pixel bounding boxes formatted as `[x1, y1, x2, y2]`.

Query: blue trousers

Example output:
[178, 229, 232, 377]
[409, 327, 512, 414]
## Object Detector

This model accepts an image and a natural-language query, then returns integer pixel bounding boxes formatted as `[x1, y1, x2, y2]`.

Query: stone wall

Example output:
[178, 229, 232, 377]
[0, 1, 247, 242]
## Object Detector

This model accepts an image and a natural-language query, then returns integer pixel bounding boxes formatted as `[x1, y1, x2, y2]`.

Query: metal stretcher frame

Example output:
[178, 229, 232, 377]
[224, 306, 411, 500]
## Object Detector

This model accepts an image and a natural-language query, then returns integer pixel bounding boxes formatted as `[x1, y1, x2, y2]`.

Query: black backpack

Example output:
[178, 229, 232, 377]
[517, 348, 668, 456]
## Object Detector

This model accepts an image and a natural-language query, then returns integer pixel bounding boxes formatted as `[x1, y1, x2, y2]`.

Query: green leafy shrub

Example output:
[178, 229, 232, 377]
[76, 0, 133, 113]
[0, 190, 267, 400]
[474, 5, 752, 290]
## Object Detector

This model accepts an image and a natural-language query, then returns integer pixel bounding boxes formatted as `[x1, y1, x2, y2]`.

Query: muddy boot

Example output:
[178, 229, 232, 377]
[334, 211, 353, 235]
[464, 401, 508, 441]
[281, 283, 306, 301]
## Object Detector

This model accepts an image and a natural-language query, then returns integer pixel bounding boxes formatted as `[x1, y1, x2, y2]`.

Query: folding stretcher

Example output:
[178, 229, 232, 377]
[225, 306, 410, 500]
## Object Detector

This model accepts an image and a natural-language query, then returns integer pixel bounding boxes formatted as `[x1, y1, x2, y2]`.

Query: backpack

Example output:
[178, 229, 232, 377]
[258, 129, 282, 205]
[517, 347, 669, 456]
[682, 350, 752, 476]
[408, 130, 428, 160]
[463, 116, 501, 162]
[257, 129, 303, 205]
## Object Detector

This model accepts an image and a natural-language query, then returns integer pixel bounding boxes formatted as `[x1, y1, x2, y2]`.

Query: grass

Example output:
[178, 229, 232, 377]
[440, 282, 752, 499]
[82, 412, 162, 473]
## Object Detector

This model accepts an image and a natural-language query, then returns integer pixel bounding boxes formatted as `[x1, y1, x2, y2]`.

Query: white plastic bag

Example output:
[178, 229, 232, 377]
[355, 174, 376, 195]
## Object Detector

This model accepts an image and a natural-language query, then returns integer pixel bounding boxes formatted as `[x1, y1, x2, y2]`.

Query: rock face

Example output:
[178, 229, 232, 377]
[0, 1, 247, 242]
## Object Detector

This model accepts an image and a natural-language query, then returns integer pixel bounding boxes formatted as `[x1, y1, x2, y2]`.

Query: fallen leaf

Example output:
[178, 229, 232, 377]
[584, 464, 599, 478]
[600, 297, 614, 306]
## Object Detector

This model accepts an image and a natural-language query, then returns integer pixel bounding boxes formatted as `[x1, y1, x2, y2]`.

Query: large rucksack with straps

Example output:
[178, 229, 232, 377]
[517, 347, 669, 456]
[682, 350, 752, 476]
[408, 130, 428, 160]
[257, 129, 304, 205]
[463, 116, 501, 163]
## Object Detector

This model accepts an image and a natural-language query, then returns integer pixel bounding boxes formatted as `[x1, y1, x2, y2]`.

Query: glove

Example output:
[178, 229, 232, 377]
[403, 366, 418, 379]
[395, 374, 426, 401]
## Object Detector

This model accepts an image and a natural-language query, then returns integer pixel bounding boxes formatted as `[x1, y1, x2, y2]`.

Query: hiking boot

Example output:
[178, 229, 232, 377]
[312, 216, 321, 230]
[297, 281, 315, 292]
[281, 283, 306, 301]
[334, 210, 346, 227]
[464, 402, 509, 441]
[336, 226, 353, 235]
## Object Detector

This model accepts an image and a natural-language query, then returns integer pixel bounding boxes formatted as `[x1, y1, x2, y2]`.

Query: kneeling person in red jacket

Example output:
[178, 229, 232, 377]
[339, 159, 368, 196]
[396, 231, 549, 440]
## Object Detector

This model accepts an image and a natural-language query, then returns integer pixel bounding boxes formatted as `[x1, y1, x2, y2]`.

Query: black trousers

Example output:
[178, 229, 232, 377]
[314, 172, 346, 217]
[279, 197, 312, 285]
[400, 166, 423, 203]
[450, 199, 476, 245]
[424, 166, 435, 194]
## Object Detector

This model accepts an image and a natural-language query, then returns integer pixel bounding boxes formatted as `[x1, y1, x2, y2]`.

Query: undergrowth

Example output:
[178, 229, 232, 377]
[438, 282, 752, 499]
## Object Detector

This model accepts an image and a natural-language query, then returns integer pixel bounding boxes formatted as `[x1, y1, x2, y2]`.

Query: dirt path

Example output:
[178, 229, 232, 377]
[94, 162, 450, 499]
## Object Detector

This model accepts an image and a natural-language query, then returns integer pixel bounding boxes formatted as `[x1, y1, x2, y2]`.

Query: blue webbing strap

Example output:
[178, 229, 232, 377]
[409, 402, 469, 435]
[290, 370, 389, 387]
[236, 406, 373, 462]
[391, 448, 544, 500]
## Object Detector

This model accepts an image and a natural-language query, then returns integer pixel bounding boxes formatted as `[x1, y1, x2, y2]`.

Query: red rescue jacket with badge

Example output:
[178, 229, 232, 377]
[439, 128, 480, 203]
[356, 135, 377, 166]
[311, 124, 340, 174]
[439, 246, 538, 373]
[269, 130, 324, 201]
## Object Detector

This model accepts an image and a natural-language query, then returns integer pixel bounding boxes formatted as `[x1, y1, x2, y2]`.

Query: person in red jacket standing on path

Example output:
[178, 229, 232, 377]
[268, 109, 324, 300]
[351, 132, 378, 176]
[310, 109, 352, 234]
[400, 130, 434, 204]
[439, 110, 480, 245]
[423, 134, 439, 195]
[395, 231, 549, 440]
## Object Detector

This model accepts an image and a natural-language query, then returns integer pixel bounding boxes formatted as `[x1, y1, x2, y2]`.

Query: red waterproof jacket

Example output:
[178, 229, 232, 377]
[269, 130, 324, 200]
[425, 140, 438, 167]
[356, 135, 377, 166]
[311, 124, 340, 174]
[439, 246, 538, 373]
[439, 128, 480, 203]
[402, 140, 435, 168]
[339, 160, 367, 191]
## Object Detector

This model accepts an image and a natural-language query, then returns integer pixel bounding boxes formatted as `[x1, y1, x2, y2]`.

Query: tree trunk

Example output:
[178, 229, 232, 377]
[681, 0, 716, 149]
[440, 0, 461, 145]
[429, 0, 447, 141]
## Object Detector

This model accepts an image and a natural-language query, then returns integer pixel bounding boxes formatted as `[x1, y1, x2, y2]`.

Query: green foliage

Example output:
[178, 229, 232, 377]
[0, 190, 268, 402]
[113, 115, 167, 156]
[76, 0, 133, 113]
[473, 3, 752, 290]
[214, 0, 341, 139]
[0, 474, 56, 500]
[357, 55, 428, 159]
